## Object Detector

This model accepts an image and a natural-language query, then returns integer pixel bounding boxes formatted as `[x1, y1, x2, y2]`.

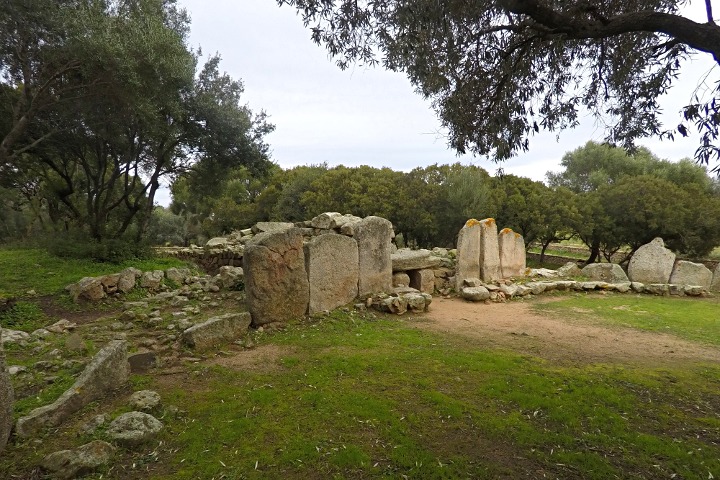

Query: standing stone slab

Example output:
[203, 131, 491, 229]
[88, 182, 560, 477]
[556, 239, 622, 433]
[355, 216, 394, 296]
[182, 313, 252, 349]
[16, 340, 128, 438]
[628, 238, 675, 284]
[244, 229, 310, 326]
[455, 219, 482, 291]
[581, 263, 629, 283]
[408, 269, 435, 294]
[305, 234, 359, 314]
[669, 260, 713, 288]
[479, 218, 501, 282]
[498, 228, 526, 278]
[712, 263, 720, 292]
[0, 330, 13, 453]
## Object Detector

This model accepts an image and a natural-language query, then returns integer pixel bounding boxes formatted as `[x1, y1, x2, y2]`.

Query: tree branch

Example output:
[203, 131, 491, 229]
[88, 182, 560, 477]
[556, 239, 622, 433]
[499, 0, 720, 63]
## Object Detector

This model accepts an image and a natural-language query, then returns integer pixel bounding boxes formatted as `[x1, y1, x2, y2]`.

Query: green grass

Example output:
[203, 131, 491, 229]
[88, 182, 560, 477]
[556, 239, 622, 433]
[130, 310, 720, 480]
[533, 294, 720, 346]
[0, 247, 191, 297]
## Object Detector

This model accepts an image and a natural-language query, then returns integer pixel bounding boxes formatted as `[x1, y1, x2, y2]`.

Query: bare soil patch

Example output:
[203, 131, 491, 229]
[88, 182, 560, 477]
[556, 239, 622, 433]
[414, 296, 720, 366]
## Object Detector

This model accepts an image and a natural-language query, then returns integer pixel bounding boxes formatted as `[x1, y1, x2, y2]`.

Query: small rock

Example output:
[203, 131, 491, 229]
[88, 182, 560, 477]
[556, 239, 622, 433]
[128, 352, 157, 374]
[461, 286, 490, 302]
[42, 440, 115, 480]
[106, 412, 163, 446]
[65, 333, 86, 352]
[128, 390, 161, 411]
[8, 366, 27, 375]
[79, 414, 107, 436]
[46, 319, 77, 334]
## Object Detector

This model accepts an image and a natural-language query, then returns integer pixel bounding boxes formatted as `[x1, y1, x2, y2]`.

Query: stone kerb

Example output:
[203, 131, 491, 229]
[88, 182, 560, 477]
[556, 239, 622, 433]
[498, 228, 526, 278]
[455, 219, 482, 291]
[628, 238, 675, 284]
[243, 228, 310, 326]
[479, 218, 501, 282]
[305, 233, 359, 314]
[669, 260, 713, 289]
[355, 216, 394, 296]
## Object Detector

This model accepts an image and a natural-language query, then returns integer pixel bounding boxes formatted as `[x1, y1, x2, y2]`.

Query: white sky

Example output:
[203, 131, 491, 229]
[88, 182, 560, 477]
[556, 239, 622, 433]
[158, 0, 719, 205]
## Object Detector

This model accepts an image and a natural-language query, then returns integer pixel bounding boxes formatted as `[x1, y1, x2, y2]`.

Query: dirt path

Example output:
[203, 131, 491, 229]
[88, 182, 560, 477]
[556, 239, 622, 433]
[414, 297, 720, 366]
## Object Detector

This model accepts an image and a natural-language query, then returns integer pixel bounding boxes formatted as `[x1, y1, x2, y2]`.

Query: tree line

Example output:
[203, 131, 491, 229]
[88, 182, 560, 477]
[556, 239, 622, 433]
[161, 141, 720, 264]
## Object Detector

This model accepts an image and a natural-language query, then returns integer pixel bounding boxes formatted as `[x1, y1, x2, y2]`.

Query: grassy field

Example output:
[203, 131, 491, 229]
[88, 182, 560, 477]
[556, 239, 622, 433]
[1, 248, 719, 479]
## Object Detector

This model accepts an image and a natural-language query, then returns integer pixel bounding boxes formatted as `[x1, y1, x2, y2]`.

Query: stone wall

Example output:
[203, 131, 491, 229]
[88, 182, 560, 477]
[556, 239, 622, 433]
[244, 214, 398, 326]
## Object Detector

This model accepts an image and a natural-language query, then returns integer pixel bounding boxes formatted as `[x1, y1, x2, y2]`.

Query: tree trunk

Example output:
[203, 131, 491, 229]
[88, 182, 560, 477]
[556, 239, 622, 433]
[585, 239, 601, 264]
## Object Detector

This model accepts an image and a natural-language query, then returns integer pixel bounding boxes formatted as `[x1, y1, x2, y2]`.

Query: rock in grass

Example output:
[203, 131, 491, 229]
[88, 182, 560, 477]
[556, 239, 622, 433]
[42, 440, 115, 480]
[129, 390, 161, 411]
[106, 412, 163, 446]
[0, 330, 13, 454]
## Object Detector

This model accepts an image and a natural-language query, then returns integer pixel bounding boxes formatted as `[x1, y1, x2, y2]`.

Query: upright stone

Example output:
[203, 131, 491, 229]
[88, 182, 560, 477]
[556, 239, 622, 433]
[0, 330, 13, 453]
[479, 218, 501, 282]
[355, 216, 394, 296]
[455, 219, 482, 291]
[712, 264, 720, 292]
[498, 228, 526, 278]
[244, 229, 310, 325]
[628, 238, 676, 284]
[305, 234, 359, 314]
[669, 260, 713, 288]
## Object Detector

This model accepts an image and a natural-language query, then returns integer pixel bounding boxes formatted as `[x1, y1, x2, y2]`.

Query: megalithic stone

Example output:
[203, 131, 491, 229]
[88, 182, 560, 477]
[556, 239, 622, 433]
[478, 218, 501, 282]
[498, 228, 526, 278]
[455, 219, 482, 291]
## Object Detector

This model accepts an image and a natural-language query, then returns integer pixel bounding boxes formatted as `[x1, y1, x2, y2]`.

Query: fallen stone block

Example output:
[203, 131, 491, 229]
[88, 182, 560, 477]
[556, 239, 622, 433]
[182, 313, 252, 349]
[15, 340, 128, 438]
[42, 440, 115, 480]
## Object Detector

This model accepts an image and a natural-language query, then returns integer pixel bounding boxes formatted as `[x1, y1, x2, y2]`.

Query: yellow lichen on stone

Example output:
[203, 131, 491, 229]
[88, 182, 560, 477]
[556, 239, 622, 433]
[465, 218, 481, 228]
[481, 218, 496, 226]
[514, 232, 522, 239]
[499, 228, 513, 235]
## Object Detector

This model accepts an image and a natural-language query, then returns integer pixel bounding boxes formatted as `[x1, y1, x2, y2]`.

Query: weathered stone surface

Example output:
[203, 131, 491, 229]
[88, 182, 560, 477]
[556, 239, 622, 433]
[305, 234, 359, 314]
[378, 296, 408, 314]
[206, 237, 229, 248]
[499, 283, 519, 297]
[669, 260, 713, 288]
[712, 264, 720, 292]
[525, 282, 547, 295]
[391, 249, 443, 272]
[404, 293, 429, 313]
[129, 390, 161, 411]
[614, 282, 632, 293]
[107, 412, 163, 446]
[498, 228, 526, 278]
[1, 328, 29, 345]
[408, 269, 435, 294]
[67, 277, 106, 302]
[455, 219, 482, 291]
[41, 440, 115, 480]
[392, 272, 410, 287]
[684, 285, 704, 296]
[16, 340, 128, 437]
[355, 216, 394, 296]
[117, 268, 140, 293]
[244, 229, 310, 326]
[217, 266, 244, 290]
[182, 312, 251, 349]
[628, 238, 675, 284]
[310, 212, 343, 229]
[631, 282, 646, 293]
[251, 221, 295, 234]
[581, 263, 629, 283]
[557, 262, 583, 278]
[461, 286, 490, 302]
[331, 214, 362, 229]
[479, 218, 501, 282]
[140, 270, 164, 290]
[128, 351, 156, 373]
[645, 283, 670, 295]
[0, 330, 13, 454]
[165, 267, 187, 285]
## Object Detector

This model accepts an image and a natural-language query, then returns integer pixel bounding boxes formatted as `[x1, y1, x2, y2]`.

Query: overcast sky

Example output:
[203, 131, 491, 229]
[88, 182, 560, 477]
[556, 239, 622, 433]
[160, 0, 719, 204]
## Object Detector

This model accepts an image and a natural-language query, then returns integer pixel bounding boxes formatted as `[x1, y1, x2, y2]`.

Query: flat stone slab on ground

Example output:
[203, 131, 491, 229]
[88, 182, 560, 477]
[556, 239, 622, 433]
[182, 312, 252, 349]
